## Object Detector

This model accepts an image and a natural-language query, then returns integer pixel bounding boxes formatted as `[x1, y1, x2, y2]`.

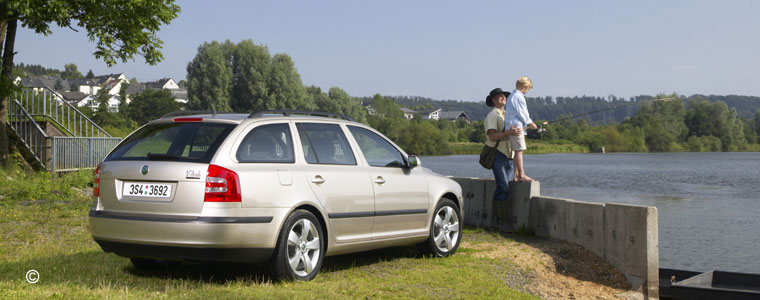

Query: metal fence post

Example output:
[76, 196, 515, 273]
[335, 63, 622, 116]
[51, 138, 57, 173]
[88, 138, 93, 167]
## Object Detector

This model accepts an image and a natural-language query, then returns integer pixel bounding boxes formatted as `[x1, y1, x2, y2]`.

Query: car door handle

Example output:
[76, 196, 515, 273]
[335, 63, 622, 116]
[311, 176, 325, 184]
[374, 176, 386, 184]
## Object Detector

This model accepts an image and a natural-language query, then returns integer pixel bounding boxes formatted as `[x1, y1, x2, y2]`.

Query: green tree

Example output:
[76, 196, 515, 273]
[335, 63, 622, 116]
[187, 39, 346, 114]
[95, 90, 111, 114]
[61, 63, 83, 80]
[619, 125, 648, 152]
[90, 91, 137, 138]
[395, 121, 451, 155]
[685, 99, 747, 151]
[264, 53, 311, 111]
[368, 94, 403, 119]
[306, 86, 366, 121]
[469, 121, 486, 143]
[53, 78, 64, 91]
[743, 117, 757, 144]
[685, 135, 722, 152]
[754, 110, 760, 144]
[230, 40, 271, 112]
[326, 87, 367, 123]
[0, 0, 180, 166]
[126, 89, 181, 125]
[628, 94, 687, 152]
[86, 69, 95, 80]
[186, 41, 233, 111]
[118, 81, 130, 113]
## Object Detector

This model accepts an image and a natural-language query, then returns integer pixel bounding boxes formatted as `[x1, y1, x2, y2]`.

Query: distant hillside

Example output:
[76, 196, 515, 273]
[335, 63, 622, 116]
[364, 94, 760, 123]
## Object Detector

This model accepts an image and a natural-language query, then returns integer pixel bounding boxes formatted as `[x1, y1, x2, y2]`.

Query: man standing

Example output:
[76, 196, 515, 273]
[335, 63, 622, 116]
[484, 88, 522, 230]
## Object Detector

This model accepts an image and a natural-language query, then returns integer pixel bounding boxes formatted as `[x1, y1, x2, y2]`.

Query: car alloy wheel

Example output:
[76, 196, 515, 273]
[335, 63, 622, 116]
[272, 209, 324, 280]
[420, 199, 462, 257]
[433, 203, 460, 253]
[287, 218, 321, 277]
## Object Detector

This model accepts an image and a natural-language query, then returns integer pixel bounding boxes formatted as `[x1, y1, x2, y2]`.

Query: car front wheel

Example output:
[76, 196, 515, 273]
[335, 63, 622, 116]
[271, 209, 324, 281]
[421, 199, 462, 257]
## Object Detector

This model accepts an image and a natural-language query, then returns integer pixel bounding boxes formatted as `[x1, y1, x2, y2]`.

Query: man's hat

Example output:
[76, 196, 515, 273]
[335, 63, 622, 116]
[486, 88, 510, 107]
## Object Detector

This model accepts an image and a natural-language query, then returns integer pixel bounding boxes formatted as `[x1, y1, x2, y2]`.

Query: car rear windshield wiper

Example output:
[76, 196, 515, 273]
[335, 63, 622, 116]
[146, 153, 185, 161]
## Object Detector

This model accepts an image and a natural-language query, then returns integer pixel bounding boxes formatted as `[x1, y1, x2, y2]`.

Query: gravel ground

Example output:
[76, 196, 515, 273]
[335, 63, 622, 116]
[463, 232, 638, 300]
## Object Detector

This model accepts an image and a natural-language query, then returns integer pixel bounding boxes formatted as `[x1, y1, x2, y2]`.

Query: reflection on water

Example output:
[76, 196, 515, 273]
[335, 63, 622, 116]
[421, 152, 760, 273]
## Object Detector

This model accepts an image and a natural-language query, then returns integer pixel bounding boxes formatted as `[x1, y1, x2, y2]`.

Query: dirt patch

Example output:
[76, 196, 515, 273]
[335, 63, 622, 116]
[463, 233, 634, 300]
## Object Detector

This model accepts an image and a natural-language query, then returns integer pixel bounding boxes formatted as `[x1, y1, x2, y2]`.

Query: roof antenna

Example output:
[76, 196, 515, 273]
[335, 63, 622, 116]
[210, 103, 217, 117]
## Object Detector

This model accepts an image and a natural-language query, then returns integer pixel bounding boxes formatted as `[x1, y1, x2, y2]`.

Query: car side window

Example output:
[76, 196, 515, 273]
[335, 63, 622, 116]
[297, 123, 356, 165]
[236, 123, 295, 163]
[347, 126, 405, 168]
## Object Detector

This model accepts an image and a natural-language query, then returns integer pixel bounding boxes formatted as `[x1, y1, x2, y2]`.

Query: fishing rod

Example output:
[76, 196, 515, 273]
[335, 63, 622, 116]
[541, 96, 680, 125]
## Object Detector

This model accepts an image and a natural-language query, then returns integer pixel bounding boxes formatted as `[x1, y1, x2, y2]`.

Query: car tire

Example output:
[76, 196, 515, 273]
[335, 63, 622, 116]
[420, 198, 462, 257]
[270, 209, 325, 281]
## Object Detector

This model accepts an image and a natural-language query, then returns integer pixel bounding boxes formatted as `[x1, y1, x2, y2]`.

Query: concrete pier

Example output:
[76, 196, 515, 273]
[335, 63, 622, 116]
[451, 177, 659, 300]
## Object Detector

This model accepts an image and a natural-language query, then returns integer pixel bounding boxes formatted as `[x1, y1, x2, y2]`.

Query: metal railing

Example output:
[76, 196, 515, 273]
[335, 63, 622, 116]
[50, 137, 122, 172]
[6, 88, 123, 172]
[15, 87, 113, 137]
[6, 99, 48, 166]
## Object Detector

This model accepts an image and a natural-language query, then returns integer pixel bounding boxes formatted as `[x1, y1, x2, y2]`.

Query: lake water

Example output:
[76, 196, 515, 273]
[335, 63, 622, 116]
[421, 152, 760, 274]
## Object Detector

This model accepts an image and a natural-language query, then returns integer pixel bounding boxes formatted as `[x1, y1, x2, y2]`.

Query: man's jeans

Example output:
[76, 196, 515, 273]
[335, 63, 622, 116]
[492, 152, 513, 231]
[492, 152, 514, 202]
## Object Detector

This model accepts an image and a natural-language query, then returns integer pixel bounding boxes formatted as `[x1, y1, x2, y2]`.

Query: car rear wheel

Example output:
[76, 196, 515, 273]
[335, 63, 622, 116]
[271, 209, 324, 281]
[420, 199, 461, 257]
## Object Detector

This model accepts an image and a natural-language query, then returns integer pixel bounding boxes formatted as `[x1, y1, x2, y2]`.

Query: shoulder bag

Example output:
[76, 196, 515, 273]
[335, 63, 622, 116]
[479, 138, 502, 170]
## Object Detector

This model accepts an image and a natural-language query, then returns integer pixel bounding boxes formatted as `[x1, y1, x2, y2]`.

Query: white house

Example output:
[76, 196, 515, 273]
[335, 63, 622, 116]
[400, 107, 416, 120]
[128, 78, 187, 104]
[415, 108, 442, 120]
[145, 78, 180, 90]
[75, 94, 119, 112]
[77, 81, 102, 96]
[439, 111, 472, 124]
[73, 73, 128, 97]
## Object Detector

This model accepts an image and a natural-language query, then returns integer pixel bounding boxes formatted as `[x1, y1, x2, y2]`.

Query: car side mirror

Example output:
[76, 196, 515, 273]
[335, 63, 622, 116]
[406, 155, 420, 169]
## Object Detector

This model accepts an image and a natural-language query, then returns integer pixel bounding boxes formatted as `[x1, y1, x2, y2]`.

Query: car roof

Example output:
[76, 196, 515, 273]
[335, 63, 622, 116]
[151, 111, 360, 125]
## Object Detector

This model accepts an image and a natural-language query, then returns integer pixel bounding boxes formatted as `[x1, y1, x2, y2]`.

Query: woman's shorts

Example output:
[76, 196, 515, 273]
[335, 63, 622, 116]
[509, 135, 527, 151]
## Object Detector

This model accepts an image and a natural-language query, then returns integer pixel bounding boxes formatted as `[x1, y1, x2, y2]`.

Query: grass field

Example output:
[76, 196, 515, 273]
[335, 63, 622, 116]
[0, 159, 537, 299]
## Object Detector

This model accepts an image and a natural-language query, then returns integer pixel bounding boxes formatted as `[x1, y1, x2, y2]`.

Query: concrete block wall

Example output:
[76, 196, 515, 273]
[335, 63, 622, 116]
[507, 181, 540, 230]
[564, 200, 605, 258]
[529, 196, 567, 240]
[604, 203, 659, 299]
[451, 177, 659, 300]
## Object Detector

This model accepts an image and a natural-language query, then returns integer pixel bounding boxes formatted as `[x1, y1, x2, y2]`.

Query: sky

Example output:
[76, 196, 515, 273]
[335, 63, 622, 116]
[13, 0, 760, 102]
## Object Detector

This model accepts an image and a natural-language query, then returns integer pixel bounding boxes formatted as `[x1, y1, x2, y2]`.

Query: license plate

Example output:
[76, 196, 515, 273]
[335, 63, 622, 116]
[123, 182, 172, 198]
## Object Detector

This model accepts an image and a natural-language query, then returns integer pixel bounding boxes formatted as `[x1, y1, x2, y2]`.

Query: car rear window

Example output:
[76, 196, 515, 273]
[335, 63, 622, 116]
[105, 122, 235, 163]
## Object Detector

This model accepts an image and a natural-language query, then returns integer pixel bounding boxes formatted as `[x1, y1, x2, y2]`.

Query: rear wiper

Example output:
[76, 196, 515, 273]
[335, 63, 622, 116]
[146, 153, 183, 161]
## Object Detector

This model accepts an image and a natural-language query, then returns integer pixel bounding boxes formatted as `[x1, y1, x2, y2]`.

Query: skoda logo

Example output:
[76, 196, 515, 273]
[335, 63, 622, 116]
[140, 165, 149, 175]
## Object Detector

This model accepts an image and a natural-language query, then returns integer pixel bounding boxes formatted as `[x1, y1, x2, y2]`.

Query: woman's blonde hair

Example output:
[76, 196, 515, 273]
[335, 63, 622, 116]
[516, 76, 533, 90]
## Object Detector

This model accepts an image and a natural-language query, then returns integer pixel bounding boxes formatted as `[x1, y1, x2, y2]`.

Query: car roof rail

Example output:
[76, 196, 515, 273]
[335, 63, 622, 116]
[248, 110, 356, 122]
[161, 110, 236, 118]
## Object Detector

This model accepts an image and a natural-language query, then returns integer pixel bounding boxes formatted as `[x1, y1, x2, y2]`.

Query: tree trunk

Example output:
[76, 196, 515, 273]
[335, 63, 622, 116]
[0, 20, 7, 55]
[0, 17, 17, 167]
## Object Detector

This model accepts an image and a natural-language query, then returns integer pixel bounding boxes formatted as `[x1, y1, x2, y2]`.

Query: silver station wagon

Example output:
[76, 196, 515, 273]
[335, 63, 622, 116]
[89, 110, 463, 280]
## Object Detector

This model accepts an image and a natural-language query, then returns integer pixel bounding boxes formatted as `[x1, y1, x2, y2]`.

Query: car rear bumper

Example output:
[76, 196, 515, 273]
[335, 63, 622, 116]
[93, 239, 274, 263]
[89, 209, 285, 262]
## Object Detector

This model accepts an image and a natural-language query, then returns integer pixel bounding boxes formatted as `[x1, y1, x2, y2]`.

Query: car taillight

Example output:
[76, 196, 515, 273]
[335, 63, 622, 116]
[173, 117, 203, 122]
[204, 164, 241, 202]
[93, 162, 102, 197]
